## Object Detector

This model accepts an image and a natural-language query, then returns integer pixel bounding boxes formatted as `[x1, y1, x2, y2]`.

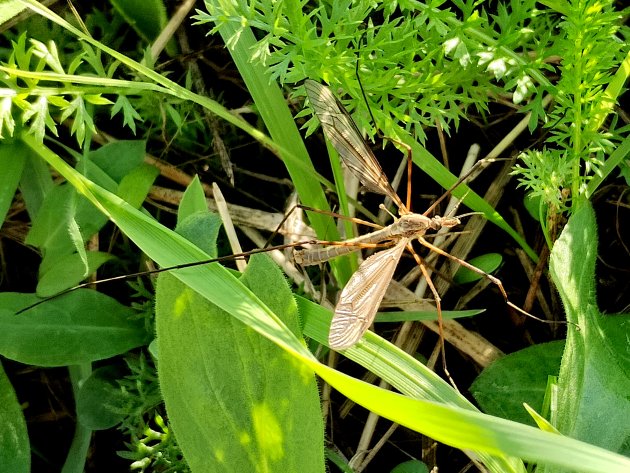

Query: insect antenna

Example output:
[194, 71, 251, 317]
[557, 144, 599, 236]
[15, 240, 318, 315]
[354, 52, 414, 213]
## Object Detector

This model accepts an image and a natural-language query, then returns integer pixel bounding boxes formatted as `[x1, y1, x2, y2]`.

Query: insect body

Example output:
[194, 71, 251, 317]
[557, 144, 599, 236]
[297, 80, 460, 350]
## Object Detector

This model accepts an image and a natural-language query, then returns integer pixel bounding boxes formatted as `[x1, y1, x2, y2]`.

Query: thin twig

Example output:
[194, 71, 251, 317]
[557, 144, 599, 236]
[149, 186, 315, 238]
[213, 183, 246, 272]
[354, 423, 400, 473]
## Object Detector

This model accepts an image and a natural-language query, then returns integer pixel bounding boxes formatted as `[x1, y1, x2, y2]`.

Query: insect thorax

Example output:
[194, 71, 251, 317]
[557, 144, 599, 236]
[393, 213, 434, 237]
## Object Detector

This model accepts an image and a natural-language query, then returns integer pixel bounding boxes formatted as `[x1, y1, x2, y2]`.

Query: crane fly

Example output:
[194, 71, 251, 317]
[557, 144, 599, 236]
[297, 80, 532, 355]
[22, 80, 533, 363]
[296, 80, 467, 351]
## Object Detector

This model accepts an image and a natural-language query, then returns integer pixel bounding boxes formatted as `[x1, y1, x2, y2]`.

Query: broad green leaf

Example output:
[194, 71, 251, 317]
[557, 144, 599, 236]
[549, 202, 630, 456]
[76, 366, 128, 430]
[471, 341, 564, 426]
[177, 175, 208, 226]
[175, 212, 222, 257]
[0, 290, 148, 366]
[148, 339, 158, 360]
[116, 162, 160, 209]
[0, 360, 30, 473]
[36, 250, 114, 297]
[19, 149, 54, 219]
[391, 459, 430, 473]
[77, 141, 154, 238]
[24, 142, 157, 295]
[88, 140, 147, 182]
[157, 213, 324, 472]
[80, 146, 157, 237]
[453, 253, 503, 284]
[25, 184, 87, 268]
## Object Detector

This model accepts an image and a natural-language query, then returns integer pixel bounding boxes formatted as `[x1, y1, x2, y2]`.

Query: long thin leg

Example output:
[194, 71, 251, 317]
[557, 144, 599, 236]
[264, 203, 384, 247]
[407, 244, 458, 389]
[297, 204, 383, 229]
[417, 237, 553, 324]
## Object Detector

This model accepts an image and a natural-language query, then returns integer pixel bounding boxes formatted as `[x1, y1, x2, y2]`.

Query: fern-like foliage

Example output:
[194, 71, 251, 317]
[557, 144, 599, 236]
[0, 34, 112, 143]
[115, 353, 191, 473]
[196, 0, 556, 142]
[0, 32, 144, 146]
[197, 0, 628, 237]
[514, 0, 628, 219]
[1, 28, 219, 158]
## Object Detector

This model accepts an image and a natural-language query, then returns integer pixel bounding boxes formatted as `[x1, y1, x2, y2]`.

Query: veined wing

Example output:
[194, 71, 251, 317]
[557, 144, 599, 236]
[304, 80, 404, 209]
[328, 239, 407, 349]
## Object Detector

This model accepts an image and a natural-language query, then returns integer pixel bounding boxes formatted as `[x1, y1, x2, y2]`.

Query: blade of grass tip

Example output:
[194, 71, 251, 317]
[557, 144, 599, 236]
[309, 354, 630, 473]
[202, 3, 353, 285]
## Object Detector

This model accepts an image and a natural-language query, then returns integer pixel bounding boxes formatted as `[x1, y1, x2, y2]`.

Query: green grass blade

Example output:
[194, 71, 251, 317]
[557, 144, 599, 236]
[202, 0, 352, 283]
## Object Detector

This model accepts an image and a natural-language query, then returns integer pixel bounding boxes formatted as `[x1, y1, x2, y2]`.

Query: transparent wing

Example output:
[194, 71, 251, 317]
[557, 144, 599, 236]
[328, 239, 407, 349]
[304, 80, 404, 209]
